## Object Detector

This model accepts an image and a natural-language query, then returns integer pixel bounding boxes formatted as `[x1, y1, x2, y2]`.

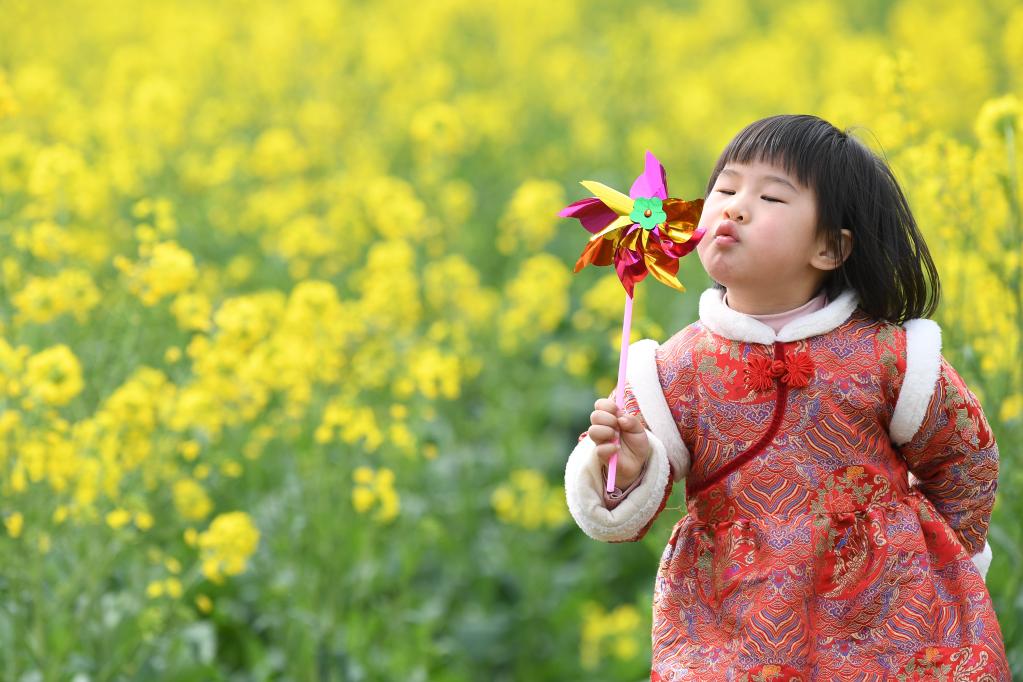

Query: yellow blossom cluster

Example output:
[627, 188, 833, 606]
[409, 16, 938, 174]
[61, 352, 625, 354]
[894, 99, 1022, 387]
[197, 511, 260, 583]
[497, 179, 566, 254]
[498, 254, 571, 354]
[352, 466, 400, 523]
[490, 469, 568, 529]
[22, 344, 84, 408]
[114, 241, 198, 307]
[11, 269, 101, 326]
[579, 601, 644, 670]
[173, 478, 214, 522]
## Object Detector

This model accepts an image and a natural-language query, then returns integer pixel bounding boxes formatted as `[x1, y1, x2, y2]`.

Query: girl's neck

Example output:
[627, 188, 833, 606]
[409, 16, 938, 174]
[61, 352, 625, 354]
[722, 285, 826, 316]
[723, 289, 828, 333]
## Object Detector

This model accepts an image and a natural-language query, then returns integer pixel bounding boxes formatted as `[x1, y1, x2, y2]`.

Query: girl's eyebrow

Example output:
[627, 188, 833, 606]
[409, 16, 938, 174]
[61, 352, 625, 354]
[720, 168, 798, 192]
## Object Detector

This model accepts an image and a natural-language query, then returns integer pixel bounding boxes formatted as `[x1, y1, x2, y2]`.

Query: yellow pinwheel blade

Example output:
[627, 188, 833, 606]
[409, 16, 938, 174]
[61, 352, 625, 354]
[646, 252, 686, 292]
[580, 181, 634, 217]
[588, 214, 633, 241]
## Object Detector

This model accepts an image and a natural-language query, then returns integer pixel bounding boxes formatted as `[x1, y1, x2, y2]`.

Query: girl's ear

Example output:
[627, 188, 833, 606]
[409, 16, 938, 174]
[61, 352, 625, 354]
[811, 229, 853, 271]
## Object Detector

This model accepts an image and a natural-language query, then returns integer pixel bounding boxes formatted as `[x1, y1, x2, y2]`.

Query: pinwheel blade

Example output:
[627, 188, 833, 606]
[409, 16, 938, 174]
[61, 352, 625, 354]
[579, 180, 634, 217]
[629, 150, 668, 200]
[588, 214, 634, 242]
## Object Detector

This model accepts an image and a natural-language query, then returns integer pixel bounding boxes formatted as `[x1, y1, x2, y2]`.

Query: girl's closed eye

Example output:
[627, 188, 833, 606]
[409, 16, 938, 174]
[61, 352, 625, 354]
[715, 189, 784, 203]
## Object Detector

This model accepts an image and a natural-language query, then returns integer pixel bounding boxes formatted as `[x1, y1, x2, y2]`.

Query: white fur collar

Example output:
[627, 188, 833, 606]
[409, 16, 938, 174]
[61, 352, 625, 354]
[698, 287, 860, 344]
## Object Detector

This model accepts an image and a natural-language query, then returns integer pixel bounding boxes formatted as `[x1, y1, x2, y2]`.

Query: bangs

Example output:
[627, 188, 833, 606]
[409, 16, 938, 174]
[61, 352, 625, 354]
[704, 115, 843, 197]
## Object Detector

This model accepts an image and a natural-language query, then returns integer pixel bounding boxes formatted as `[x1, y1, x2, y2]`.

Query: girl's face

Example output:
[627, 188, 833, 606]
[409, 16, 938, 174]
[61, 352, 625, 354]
[696, 159, 840, 312]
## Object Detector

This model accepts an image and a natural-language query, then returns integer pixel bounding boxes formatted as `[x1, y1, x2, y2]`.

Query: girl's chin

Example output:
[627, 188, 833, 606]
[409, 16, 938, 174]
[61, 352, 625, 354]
[698, 261, 737, 287]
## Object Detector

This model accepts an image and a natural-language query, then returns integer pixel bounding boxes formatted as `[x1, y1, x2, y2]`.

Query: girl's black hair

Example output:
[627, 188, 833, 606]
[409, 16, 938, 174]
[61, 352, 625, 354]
[705, 114, 940, 324]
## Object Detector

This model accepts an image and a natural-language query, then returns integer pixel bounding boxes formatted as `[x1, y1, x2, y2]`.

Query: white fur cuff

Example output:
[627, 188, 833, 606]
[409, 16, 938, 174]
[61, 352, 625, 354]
[971, 541, 992, 582]
[565, 431, 672, 542]
[627, 339, 689, 481]
[890, 319, 942, 445]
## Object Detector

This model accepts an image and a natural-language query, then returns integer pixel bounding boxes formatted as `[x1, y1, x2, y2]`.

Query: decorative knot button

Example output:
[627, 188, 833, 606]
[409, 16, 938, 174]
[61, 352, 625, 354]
[780, 350, 814, 388]
[743, 350, 814, 392]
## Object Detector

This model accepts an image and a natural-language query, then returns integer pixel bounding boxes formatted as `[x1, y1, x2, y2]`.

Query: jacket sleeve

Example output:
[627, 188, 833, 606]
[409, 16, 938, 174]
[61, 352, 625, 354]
[564, 339, 690, 543]
[890, 320, 998, 579]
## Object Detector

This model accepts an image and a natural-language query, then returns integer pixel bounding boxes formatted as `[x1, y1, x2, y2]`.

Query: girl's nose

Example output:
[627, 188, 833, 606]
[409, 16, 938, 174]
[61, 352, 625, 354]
[724, 205, 746, 222]
[722, 192, 747, 222]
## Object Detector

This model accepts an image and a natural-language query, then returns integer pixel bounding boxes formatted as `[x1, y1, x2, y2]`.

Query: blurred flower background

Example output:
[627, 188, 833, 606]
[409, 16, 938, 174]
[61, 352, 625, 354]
[0, 0, 1021, 679]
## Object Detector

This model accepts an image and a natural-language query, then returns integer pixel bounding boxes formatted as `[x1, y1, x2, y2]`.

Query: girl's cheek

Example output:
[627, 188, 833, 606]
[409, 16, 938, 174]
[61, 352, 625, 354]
[699, 198, 719, 226]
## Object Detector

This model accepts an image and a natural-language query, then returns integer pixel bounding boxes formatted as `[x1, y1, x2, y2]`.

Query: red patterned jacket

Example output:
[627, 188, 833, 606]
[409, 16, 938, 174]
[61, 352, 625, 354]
[564, 287, 1008, 680]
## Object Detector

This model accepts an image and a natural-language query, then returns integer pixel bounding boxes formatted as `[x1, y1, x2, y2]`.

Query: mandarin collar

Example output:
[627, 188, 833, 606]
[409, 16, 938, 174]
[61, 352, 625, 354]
[698, 287, 859, 344]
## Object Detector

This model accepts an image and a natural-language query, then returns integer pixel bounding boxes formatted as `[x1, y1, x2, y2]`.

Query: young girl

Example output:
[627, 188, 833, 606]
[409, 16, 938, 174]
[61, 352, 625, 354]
[564, 114, 1009, 680]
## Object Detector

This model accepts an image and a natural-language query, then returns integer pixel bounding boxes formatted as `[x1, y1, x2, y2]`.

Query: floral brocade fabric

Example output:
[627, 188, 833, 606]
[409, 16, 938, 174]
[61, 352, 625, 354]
[620, 310, 1008, 680]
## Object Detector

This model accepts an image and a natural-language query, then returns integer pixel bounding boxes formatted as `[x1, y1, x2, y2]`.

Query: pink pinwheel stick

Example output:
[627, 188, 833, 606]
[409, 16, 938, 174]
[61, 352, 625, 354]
[606, 291, 634, 492]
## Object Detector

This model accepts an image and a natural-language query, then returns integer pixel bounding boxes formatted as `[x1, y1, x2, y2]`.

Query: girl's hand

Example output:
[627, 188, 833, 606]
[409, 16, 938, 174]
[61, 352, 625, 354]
[588, 398, 652, 488]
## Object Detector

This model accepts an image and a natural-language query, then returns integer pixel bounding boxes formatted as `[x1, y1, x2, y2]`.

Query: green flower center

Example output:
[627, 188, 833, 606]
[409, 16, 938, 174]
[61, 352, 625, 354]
[630, 197, 666, 230]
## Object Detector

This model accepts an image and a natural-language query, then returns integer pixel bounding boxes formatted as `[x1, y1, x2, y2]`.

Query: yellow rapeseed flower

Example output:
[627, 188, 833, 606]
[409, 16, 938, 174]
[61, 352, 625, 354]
[352, 487, 375, 513]
[197, 511, 260, 582]
[195, 594, 213, 614]
[248, 127, 308, 179]
[351, 467, 400, 523]
[15, 220, 67, 262]
[52, 506, 68, 524]
[498, 254, 570, 354]
[0, 69, 17, 118]
[173, 478, 213, 521]
[135, 512, 155, 531]
[579, 602, 644, 670]
[410, 345, 461, 400]
[221, 460, 242, 478]
[999, 394, 1023, 423]
[164, 577, 183, 599]
[117, 241, 198, 307]
[24, 345, 84, 407]
[422, 255, 498, 327]
[4, 512, 23, 538]
[491, 469, 567, 530]
[973, 94, 1020, 145]
[319, 397, 383, 451]
[106, 508, 133, 529]
[170, 292, 213, 332]
[0, 339, 30, 397]
[179, 440, 201, 461]
[497, 179, 565, 254]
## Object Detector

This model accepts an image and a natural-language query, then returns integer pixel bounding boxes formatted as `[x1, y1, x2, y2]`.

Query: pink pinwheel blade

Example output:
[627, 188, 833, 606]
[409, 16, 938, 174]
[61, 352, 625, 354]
[614, 247, 647, 296]
[629, 150, 668, 200]
[558, 197, 619, 235]
[660, 226, 707, 259]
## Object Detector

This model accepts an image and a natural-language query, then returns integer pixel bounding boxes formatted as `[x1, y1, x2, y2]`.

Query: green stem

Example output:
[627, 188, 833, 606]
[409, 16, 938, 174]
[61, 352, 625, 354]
[30, 534, 53, 680]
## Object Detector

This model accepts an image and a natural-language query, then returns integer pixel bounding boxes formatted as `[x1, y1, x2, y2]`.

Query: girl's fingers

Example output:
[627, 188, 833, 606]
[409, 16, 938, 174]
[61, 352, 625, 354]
[590, 409, 618, 428]
[587, 424, 617, 443]
[594, 398, 618, 415]
[618, 415, 644, 434]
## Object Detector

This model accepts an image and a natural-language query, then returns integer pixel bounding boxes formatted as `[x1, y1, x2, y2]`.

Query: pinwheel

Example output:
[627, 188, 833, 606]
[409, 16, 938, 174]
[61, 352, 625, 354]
[559, 151, 704, 491]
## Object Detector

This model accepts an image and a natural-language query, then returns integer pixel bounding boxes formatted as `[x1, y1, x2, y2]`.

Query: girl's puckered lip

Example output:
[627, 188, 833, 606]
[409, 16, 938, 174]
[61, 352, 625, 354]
[715, 220, 740, 242]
